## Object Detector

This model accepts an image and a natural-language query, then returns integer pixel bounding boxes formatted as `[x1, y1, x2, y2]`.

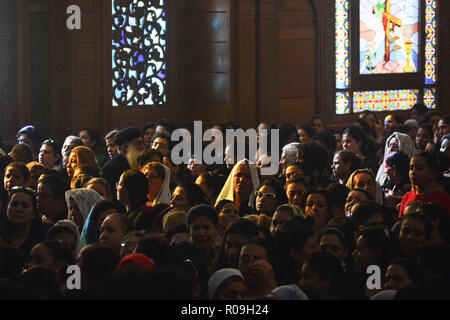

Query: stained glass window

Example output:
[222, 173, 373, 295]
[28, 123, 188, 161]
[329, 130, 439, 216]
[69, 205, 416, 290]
[353, 89, 419, 112]
[112, 0, 167, 107]
[360, 0, 419, 75]
[424, 0, 437, 85]
[336, 0, 350, 89]
[335, 0, 438, 114]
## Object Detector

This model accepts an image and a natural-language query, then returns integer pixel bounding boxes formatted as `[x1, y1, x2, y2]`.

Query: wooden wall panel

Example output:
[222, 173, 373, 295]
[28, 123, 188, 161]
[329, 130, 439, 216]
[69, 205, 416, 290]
[279, 39, 315, 69]
[174, 0, 232, 129]
[236, 2, 256, 130]
[274, 0, 317, 125]
[279, 98, 315, 125]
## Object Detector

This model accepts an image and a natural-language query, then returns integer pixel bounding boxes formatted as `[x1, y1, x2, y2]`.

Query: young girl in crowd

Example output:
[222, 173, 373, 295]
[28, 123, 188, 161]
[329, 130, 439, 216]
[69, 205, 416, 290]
[399, 152, 450, 217]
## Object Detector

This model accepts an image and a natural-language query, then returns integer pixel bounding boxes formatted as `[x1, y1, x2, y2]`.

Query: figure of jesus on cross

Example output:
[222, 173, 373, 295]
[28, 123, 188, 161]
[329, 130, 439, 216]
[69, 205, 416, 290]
[373, 0, 403, 61]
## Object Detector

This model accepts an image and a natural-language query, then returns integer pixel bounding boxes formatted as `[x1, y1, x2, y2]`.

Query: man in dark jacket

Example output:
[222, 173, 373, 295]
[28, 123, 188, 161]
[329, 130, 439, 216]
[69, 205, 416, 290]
[102, 127, 145, 199]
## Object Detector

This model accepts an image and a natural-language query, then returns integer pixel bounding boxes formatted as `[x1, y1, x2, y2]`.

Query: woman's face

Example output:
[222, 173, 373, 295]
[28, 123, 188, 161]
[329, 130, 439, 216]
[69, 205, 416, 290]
[68, 198, 84, 231]
[99, 215, 127, 253]
[384, 264, 413, 291]
[54, 232, 77, 261]
[319, 234, 347, 264]
[224, 233, 249, 268]
[286, 182, 306, 208]
[256, 185, 278, 216]
[36, 183, 61, 220]
[39, 144, 59, 169]
[151, 137, 170, 156]
[7, 192, 35, 224]
[438, 120, 450, 139]
[285, 164, 305, 181]
[188, 160, 207, 178]
[385, 162, 397, 182]
[387, 137, 399, 154]
[399, 217, 427, 258]
[352, 173, 376, 200]
[342, 133, 362, 154]
[298, 129, 311, 144]
[409, 156, 434, 188]
[189, 216, 217, 253]
[218, 202, 239, 231]
[4, 167, 27, 193]
[345, 190, 369, 216]
[364, 114, 378, 129]
[305, 193, 329, 227]
[86, 183, 109, 200]
[352, 235, 379, 272]
[335, 133, 343, 151]
[120, 235, 141, 258]
[18, 134, 34, 148]
[233, 164, 253, 198]
[331, 153, 351, 180]
[29, 243, 60, 273]
[311, 119, 325, 133]
[79, 130, 93, 148]
[415, 128, 431, 150]
[170, 186, 190, 211]
[299, 262, 328, 295]
[384, 115, 397, 132]
[270, 209, 293, 238]
[143, 127, 155, 148]
[141, 164, 163, 201]
[239, 244, 269, 285]
[66, 152, 78, 178]
[215, 280, 246, 300]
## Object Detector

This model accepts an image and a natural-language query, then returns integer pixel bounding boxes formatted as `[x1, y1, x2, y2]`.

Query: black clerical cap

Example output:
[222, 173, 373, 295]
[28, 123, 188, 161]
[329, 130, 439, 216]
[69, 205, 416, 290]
[114, 127, 141, 147]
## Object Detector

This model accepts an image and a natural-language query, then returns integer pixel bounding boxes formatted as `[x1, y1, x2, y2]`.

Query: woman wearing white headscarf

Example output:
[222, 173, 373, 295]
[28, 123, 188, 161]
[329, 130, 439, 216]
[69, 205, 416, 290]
[65, 188, 104, 232]
[140, 161, 171, 206]
[376, 132, 417, 187]
[215, 159, 260, 216]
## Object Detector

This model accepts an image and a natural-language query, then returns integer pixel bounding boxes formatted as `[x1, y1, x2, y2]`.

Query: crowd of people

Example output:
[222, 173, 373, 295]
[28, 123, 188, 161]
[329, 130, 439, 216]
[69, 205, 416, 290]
[0, 103, 450, 300]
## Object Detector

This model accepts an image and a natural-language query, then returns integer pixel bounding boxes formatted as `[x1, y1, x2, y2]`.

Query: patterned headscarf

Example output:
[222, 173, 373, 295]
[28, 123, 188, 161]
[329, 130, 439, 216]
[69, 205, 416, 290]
[65, 188, 104, 228]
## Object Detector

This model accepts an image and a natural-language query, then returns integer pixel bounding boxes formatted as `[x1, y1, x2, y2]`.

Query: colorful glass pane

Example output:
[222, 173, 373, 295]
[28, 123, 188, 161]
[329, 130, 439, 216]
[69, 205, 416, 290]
[112, 0, 167, 107]
[336, 0, 350, 89]
[425, 0, 437, 84]
[336, 92, 351, 114]
[423, 88, 437, 109]
[360, 0, 419, 75]
[353, 89, 419, 112]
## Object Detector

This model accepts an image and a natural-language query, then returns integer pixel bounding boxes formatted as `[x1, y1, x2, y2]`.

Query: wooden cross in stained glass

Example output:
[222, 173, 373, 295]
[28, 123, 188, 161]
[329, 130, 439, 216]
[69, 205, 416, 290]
[373, 0, 403, 61]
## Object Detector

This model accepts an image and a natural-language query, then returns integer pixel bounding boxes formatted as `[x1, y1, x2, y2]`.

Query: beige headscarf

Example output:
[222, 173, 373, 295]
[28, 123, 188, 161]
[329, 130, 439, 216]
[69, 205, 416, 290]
[215, 159, 260, 208]
[346, 169, 383, 205]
